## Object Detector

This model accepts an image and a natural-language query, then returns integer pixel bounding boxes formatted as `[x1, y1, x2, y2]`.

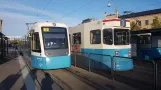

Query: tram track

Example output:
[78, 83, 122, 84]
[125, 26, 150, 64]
[19, 52, 63, 90]
[45, 70, 73, 90]
[20, 54, 109, 90]
[47, 68, 111, 90]
[93, 68, 157, 90]
[20, 51, 138, 90]
[18, 52, 42, 90]
[64, 68, 110, 90]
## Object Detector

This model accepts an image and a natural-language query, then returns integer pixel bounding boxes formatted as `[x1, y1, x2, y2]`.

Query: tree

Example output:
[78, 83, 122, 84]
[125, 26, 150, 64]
[10, 40, 19, 46]
[151, 16, 161, 29]
[130, 21, 141, 31]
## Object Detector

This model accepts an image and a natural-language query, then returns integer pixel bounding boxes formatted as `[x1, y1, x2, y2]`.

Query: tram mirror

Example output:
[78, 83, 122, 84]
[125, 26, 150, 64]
[28, 33, 32, 38]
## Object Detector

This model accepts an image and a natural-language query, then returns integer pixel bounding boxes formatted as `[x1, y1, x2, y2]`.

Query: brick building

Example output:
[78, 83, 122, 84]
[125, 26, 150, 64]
[120, 8, 161, 29]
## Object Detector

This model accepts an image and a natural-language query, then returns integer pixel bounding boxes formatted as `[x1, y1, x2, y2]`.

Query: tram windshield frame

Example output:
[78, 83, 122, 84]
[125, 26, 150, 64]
[114, 28, 130, 45]
[41, 27, 68, 50]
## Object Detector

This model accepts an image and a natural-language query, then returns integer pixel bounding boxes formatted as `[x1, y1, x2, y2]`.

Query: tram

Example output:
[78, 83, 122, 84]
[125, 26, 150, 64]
[19, 22, 71, 69]
[69, 18, 134, 71]
[131, 28, 161, 60]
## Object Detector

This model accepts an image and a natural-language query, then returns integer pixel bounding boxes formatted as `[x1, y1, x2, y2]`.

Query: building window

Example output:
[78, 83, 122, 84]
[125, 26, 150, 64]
[73, 32, 81, 44]
[145, 20, 149, 25]
[90, 30, 101, 44]
[138, 21, 141, 26]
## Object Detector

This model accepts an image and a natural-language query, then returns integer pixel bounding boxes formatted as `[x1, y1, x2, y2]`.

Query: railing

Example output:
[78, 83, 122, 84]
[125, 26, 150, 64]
[71, 51, 161, 90]
[133, 57, 161, 90]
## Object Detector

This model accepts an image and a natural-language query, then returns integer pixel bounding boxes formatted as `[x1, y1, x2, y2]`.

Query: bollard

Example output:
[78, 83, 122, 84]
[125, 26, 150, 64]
[111, 57, 115, 81]
[88, 53, 91, 72]
[152, 60, 158, 90]
[155, 63, 158, 90]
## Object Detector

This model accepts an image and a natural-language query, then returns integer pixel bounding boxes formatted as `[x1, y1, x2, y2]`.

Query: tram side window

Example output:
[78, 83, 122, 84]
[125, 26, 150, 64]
[139, 35, 151, 44]
[90, 30, 101, 44]
[139, 35, 151, 48]
[32, 32, 41, 52]
[73, 32, 81, 44]
[103, 29, 113, 45]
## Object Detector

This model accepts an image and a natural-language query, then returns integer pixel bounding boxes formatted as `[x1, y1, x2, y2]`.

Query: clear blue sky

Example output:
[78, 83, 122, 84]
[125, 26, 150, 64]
[0, 0, 161, 36]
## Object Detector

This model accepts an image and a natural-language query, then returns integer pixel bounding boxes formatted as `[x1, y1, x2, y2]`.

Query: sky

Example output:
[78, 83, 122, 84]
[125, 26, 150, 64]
[0, 0, 161, 36]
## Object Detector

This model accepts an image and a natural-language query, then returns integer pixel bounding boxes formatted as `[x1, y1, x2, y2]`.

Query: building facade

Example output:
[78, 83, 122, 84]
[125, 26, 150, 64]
[120, 8, 161, 29]
[0, 19, 2, 32]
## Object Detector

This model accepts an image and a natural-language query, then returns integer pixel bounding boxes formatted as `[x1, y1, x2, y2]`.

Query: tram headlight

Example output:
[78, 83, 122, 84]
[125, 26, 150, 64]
[115, 51, 118, 56]
[46, 58, 50, 62]
[128, 50, 131, 56]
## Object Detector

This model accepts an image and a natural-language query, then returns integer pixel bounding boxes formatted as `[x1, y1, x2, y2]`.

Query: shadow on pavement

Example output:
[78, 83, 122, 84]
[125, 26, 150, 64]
[41, 73, 54, 90]
[0, 67, 22, 90]
[20, 69, 38, 90]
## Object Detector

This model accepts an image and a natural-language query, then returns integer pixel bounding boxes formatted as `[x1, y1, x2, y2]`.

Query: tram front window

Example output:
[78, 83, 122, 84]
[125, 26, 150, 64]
[42, 27, 68, 49]
[114, 29, 129, 45]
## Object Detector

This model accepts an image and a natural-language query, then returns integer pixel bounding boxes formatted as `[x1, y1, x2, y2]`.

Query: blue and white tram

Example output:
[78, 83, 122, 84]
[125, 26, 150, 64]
[69, 18, 134, 71]
[131, 28, 161, 60]
[20, 22, 71, 69]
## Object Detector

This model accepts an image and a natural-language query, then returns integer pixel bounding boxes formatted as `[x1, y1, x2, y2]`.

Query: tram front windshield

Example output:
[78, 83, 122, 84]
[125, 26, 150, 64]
[114, 29, 129, 45]
[42, 27, 68, 49]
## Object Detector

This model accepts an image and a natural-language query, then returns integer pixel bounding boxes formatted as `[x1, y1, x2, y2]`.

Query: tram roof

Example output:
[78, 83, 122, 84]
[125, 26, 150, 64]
[130, 28, 161, 35]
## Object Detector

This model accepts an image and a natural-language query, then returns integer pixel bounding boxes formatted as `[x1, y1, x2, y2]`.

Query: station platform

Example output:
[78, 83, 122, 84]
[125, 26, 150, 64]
[0, 48, 65, 90]
[0, 48, 40, 90]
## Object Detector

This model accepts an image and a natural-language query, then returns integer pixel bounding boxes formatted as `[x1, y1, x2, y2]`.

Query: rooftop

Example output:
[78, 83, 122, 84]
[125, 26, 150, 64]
[120, 8, 161, 18]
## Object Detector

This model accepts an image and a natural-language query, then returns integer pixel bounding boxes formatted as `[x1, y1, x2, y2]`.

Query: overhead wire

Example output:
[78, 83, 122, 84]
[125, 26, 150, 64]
[36, 0, 52, 17]
[62, 0, 97, 18]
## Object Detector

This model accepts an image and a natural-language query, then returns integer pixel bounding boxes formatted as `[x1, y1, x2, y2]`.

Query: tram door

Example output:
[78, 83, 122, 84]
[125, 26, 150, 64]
[131, 36, 138, 57]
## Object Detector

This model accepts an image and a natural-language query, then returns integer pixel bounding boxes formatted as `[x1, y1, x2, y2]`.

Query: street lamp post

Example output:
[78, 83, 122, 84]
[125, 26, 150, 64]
[108, 0, 118, 18]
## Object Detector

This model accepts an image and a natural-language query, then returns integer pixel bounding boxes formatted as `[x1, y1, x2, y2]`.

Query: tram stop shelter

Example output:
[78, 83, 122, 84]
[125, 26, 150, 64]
[0, 32, 9, 63]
